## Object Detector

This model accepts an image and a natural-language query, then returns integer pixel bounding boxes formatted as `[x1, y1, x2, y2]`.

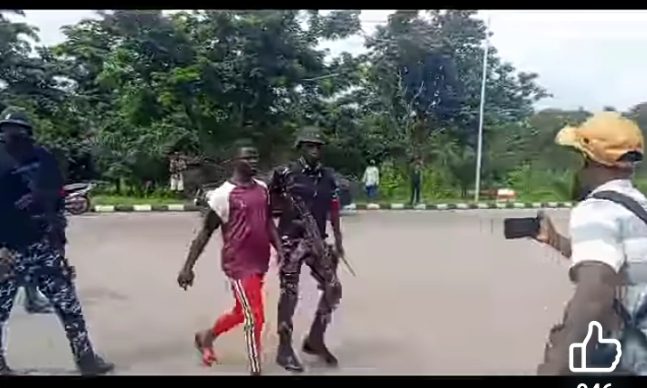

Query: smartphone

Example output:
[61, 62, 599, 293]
[503, 217, 540, 239]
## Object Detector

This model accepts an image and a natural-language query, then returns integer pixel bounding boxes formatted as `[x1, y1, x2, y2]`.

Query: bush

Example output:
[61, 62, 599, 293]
[506, 164, 573, 201]
[94, 181, 178, 199]
[363, 161, 461, 202]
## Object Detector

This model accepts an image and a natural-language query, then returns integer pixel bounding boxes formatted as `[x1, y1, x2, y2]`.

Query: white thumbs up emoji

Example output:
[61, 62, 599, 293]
[569, 321, 622, 373]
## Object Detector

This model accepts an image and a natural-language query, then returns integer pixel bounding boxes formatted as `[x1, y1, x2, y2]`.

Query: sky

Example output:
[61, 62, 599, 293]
[14, 10, 647, 112]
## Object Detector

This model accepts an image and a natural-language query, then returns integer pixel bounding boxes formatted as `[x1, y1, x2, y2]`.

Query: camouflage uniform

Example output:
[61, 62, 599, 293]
[276, 217, 342, 330]
[0, 240, 92, 360]
[0, 108, 112, 374]
[270, 127, 342, 370]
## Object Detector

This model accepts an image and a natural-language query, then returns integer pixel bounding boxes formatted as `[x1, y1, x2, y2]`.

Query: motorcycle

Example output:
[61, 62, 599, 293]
[63, 182, 95, 215]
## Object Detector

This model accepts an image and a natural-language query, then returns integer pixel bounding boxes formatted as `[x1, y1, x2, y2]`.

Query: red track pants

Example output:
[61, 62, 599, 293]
[212, 273, 265, 373]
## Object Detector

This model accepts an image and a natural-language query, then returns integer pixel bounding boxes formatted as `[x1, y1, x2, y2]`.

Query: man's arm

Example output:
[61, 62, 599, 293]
[266, 200, 284, 261]
[538, 261, 621, 375]
[35, 148, 64, 215]
[550, 233, 572, 258]
[181, 210, 221, 272]
[182, 184, 231, 272]
[536, 211, 572, 258]
[538, 202, 624, 375]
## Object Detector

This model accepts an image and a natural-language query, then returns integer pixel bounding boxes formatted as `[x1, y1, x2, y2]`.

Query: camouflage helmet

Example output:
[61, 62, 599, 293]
[0, 108, 34, 135]
[294, 126, 325, 148]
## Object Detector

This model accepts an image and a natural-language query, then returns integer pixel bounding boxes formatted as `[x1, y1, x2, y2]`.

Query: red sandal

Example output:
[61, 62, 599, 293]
[194, 332, 218, 366]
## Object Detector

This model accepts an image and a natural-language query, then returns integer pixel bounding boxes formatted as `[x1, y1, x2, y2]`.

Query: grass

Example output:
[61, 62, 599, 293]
[92, 190, 575, 207]
[93, 195, 188, 206]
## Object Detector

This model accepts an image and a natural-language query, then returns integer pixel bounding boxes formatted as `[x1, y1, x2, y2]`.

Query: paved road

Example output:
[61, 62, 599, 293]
[5, 210, 575, 375]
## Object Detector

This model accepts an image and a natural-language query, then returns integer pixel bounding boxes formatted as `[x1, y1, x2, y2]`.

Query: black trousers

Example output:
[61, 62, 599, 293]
[0, 239, 93, 361]
[277, 236, 342, 337]
[410, 180, 421, 205]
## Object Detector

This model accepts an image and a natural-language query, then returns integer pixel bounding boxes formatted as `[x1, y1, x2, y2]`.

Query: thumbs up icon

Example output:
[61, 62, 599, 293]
[569, 321, 622, 373]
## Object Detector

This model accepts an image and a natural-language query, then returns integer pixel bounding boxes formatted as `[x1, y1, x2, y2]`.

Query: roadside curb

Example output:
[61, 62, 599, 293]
[90, 202, 574, 213]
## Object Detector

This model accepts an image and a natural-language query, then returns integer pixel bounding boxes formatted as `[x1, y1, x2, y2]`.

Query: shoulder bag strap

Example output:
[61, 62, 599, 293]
[591, 190, 647, 324]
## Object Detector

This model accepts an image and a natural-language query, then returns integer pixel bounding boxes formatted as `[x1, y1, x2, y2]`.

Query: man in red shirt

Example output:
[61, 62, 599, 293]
[177, 141, 283, 376]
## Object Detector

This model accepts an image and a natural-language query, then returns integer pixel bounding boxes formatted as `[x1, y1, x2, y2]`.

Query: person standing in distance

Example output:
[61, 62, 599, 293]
[362, 159, 380, 201]
[269, 126, 345, 372]
[0, 108, 113, 375]
[410, 157, 422, 206]
[177, 141, 284, 376]
[169, 152, 186, 195]
[534, 112, 647, 374]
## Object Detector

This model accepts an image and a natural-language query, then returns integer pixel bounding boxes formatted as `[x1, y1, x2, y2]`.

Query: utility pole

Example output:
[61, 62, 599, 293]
[473, 15, 491, 203]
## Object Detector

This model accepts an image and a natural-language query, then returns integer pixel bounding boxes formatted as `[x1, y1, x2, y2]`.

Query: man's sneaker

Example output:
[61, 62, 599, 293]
[76, 354, 115, 375]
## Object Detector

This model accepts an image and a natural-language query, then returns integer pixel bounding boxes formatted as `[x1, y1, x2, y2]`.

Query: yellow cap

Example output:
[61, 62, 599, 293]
[555, 112, 644, 167]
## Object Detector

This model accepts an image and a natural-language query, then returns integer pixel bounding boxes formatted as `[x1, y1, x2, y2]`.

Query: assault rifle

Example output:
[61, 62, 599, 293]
[276, 172, 356, 277]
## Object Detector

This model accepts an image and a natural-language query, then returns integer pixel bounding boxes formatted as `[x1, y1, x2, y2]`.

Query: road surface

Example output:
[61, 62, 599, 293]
[5, 210, 574, 375]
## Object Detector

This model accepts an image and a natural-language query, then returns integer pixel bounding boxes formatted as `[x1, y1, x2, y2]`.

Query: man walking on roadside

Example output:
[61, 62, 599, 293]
[0, 108, 113, 375]
[177, 141, 284, 376]
[362, 159, 379, 201]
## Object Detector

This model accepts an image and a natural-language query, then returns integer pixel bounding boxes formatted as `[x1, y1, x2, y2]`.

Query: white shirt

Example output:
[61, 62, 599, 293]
[570, 179, 647, 273]
[362, 166, 379, 187]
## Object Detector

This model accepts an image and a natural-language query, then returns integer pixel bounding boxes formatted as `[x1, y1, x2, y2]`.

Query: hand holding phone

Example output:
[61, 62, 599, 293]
[503, 217, 540, 240]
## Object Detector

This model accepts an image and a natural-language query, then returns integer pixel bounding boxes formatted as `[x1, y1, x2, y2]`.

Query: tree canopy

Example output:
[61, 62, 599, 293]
[2, 10, 645, 200]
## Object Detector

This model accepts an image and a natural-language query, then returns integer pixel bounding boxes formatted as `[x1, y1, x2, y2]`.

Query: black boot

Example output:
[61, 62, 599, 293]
[0, 357, 14, 375]
[276, 327, 304, 373]
[303, 314, 338, 367]
[76, 353, 115, 375]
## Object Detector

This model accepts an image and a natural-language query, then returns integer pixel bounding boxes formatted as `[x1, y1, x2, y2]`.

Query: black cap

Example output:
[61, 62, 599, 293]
[0, 108, 33, 133]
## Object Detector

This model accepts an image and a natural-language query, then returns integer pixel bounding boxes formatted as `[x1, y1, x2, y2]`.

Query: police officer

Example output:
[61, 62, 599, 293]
[0, 108, 113, 375]
[534, 112, 647, 375]
[269, 126, 345, 372]
[0, 110, 56, 314]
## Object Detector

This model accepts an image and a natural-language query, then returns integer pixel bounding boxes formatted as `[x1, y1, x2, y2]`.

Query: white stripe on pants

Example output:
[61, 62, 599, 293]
[231, 279, 261, 374]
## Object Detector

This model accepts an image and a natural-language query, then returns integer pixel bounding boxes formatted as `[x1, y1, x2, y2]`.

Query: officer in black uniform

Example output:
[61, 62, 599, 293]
[0, 110, 56, 314]
[269, 126, 345, 372]
[0, 108, 113, 375]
